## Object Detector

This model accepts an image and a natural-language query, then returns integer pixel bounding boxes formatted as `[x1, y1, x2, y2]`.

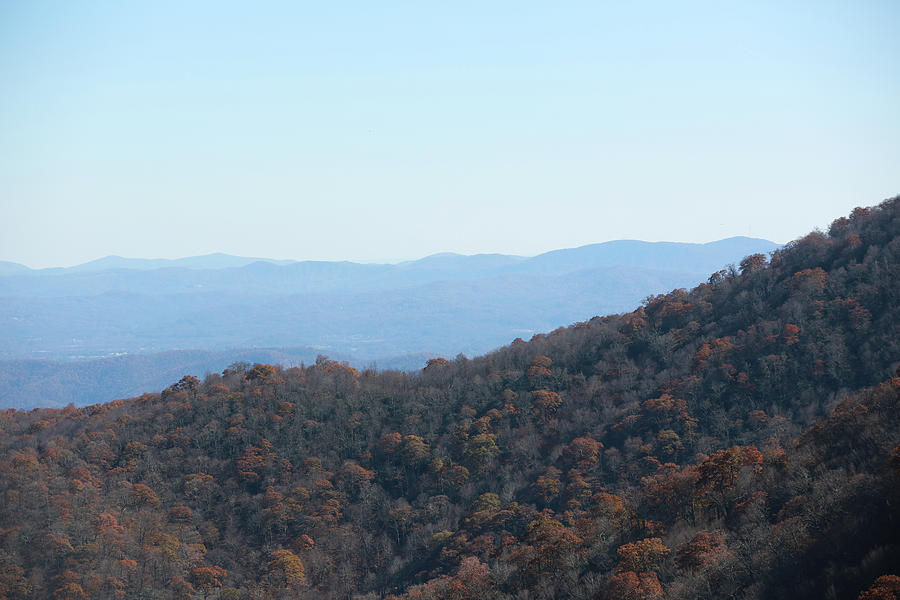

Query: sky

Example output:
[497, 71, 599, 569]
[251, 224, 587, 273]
[1, 1, 898, 268]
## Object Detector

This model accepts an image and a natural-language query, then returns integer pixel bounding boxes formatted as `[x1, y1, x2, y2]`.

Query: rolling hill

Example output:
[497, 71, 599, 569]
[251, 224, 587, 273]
[0, 198, 895, 599]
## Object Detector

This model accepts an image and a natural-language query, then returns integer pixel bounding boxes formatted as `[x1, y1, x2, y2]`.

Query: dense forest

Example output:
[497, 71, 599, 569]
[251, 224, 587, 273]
[0, 198, 898, 599]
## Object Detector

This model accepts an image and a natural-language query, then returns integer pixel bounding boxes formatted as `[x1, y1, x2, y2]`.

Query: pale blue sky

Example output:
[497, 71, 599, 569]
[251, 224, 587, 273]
[1, 1, 898, 268]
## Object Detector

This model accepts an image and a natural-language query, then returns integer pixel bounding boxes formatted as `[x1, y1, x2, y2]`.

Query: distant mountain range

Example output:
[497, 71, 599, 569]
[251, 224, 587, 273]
[0, 252, 297, 274]
[0, 237, 779, 408]
[0, 237, 774, 298]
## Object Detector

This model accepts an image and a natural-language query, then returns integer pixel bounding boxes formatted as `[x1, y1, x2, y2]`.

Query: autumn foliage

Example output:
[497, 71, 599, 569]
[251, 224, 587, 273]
[0, 199, 898, 599]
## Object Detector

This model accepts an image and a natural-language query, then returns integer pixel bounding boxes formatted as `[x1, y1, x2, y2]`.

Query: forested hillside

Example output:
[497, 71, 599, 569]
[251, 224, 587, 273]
[0, 199, 897, 600]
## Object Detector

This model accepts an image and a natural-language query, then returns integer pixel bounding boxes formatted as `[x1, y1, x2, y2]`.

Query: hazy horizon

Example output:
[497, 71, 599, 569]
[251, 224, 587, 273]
[2, 2, 898, 269]
[0, 234, 785, 270]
